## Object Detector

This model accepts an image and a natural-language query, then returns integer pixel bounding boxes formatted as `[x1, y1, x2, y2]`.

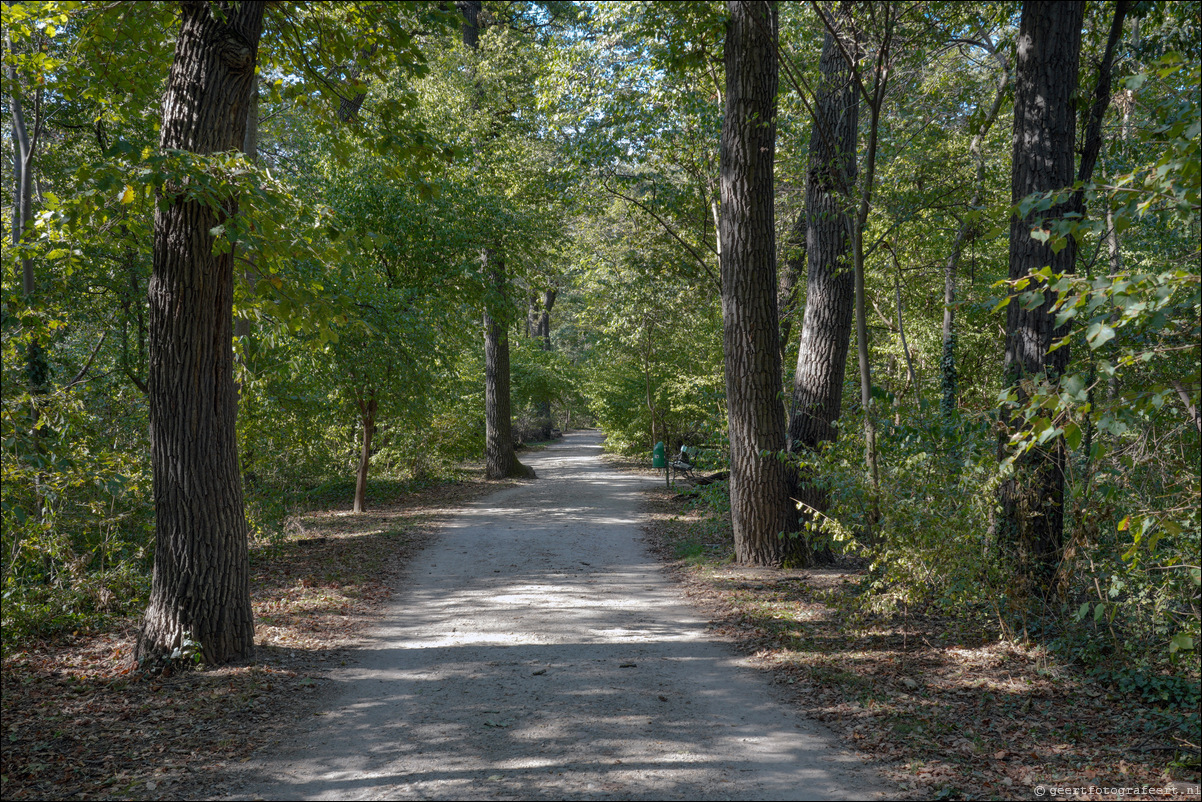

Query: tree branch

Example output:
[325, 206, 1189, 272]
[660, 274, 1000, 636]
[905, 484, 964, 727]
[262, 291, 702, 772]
[599, 175, 719, 288]
[63, 331, 108, 390]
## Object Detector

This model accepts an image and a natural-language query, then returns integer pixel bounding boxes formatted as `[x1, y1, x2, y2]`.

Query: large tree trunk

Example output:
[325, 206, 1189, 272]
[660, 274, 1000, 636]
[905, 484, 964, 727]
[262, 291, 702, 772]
[778, 209, 804, 368]
[456, 0, 480, 48]
[484, 255, 535, 479]
[720, 0, 797, 567]
[997, 0, 1083, 593]
[786, 7, 859, 559]
[456, 1, 534, 480]
[137, 0, 265, 667]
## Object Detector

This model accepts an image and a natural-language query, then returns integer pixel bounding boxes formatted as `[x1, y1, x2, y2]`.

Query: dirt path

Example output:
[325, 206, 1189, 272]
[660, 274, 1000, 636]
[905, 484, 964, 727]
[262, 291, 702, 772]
[225, 431, 884, 801]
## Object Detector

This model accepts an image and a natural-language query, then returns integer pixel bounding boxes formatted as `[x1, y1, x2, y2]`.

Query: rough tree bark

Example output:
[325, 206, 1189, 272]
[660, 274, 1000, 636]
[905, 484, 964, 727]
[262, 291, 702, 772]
[458, 0, 534, 480]
[483, 255, 534, 478]
[136, 0, 265, 666]
[720, 0, 798, 567]
[997, 0, 1083, 592]
[337, 44, 378, 123]
[786, 6, 859, 560]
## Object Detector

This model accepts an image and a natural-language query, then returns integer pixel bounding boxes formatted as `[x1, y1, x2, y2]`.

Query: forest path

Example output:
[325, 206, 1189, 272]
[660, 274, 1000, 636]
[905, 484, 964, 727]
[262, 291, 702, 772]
[226, 430, 883, 801]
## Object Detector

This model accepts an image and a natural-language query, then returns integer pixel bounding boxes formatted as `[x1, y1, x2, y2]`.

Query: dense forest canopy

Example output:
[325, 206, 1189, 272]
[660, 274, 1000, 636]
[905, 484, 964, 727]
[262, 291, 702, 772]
[2, 0, 1198, 692]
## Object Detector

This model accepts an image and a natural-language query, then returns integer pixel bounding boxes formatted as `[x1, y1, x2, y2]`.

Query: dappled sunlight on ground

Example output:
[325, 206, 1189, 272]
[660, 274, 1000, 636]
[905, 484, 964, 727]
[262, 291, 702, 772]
[633, 482, 1201, 800]
[0, 466, 526, 802]
[225, 431, 880, 801]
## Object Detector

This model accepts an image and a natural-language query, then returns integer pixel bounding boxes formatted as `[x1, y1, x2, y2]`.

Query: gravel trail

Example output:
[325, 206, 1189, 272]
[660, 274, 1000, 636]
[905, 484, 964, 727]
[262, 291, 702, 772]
[227, 430, 885, 801]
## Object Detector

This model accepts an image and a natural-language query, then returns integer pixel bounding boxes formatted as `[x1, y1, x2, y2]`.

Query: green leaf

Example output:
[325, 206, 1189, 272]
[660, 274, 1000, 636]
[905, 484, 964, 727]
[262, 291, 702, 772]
[1085, 322, 1115, 349]
[1064, 421, 1082, 450]
[1036, 425, 1064, 445]
[1062, 373, 1086, 399]
[1019, 290, 1045, 310]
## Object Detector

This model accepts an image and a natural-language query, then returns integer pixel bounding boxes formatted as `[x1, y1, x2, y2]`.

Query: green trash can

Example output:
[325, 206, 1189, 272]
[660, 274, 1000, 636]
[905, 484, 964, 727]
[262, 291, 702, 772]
[652, 441, 666, 468]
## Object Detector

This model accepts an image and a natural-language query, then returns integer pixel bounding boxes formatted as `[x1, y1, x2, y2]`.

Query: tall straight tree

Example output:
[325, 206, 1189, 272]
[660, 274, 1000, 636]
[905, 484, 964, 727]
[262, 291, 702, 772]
[529, 284, 558, 440]
[720, 0, 796, 566]
[457, 0, 535, 480]
[786, 3, 859, 560]
[6, 24, 50, 391]
[6, 29, 39, 301]
[137, 0, 265, 665]
[997, 0, 1084, 591]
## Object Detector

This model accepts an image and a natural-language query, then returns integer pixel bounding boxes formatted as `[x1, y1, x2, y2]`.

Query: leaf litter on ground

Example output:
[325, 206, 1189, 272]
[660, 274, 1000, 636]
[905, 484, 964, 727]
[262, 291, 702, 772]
[628, 472, 1201, 802]
[0, 468, 523, 801]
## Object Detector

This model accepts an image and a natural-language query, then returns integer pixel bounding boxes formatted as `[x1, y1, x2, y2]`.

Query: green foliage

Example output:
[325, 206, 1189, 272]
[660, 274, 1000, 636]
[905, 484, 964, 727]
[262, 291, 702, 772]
[0, 376, 153, 649]
[993, 54, 1200, 665]
[571, 199, 726, 456]
[1, 0, 478, 650]
[2, 0, 1197, 716]
[674, 479, 735, 564]
[798, 412, 1009, 615]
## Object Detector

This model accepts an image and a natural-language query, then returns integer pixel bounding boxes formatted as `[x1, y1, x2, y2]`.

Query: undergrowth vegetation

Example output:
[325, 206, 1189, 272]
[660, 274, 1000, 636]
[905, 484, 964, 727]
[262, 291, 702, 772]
[820, 409, 1199, 703]
[639, 460, 1200, 789]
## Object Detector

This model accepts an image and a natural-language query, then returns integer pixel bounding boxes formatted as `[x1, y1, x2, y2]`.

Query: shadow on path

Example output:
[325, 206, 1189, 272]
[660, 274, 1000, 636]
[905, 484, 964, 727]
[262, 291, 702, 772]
[227, 431, 884, 801]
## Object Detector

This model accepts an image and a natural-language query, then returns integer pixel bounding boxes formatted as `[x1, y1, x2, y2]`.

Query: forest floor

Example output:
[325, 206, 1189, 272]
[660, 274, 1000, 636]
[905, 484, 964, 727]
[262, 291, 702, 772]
[0, 468, 526, 801]
[2, 436, 1197, 801]
[214, 430, 881, 801]
[619, 458, 1201, 802]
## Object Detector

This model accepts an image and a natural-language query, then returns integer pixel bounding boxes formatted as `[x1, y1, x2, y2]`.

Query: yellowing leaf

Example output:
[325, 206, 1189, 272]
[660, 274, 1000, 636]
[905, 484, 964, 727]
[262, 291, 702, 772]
[120, 186, 135, 204]
[1169, 634, 1194, 654]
